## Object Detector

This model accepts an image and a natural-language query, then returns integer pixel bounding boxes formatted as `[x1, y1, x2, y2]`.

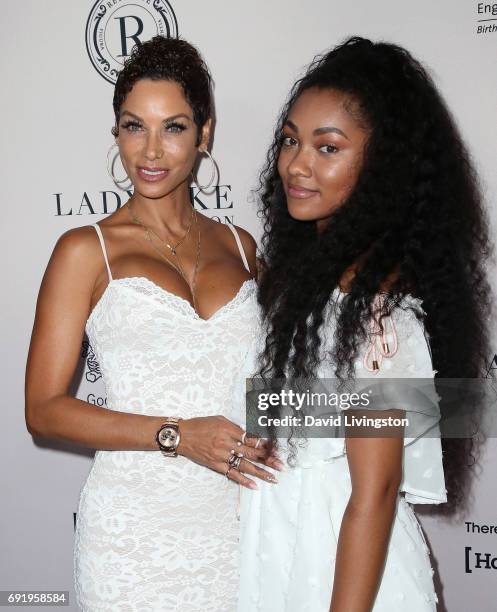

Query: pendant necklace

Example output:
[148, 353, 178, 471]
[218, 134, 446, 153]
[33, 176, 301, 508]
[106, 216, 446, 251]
[126, 200, 201, 312]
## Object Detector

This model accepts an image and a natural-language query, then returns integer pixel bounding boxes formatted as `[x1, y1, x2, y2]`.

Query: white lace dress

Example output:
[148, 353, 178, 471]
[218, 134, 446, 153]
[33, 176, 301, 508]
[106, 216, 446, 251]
[235, 289, 447, 612]
[73, 222, 259, 612]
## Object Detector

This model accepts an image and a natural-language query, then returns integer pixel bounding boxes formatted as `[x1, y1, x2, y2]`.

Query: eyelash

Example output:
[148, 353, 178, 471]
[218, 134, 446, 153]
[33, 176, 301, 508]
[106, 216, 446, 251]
[280, 135, 339, 154]
[281, 135, 296, 147]
[165, 121, 187, 133]
[121, 120, 187, 133]
[319, 144, 339, 154]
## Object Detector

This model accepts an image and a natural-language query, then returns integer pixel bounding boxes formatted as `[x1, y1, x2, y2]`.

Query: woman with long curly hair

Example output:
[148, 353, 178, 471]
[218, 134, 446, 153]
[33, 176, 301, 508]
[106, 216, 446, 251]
[24, 36, 282, 611]
[236, 37, 493, 611]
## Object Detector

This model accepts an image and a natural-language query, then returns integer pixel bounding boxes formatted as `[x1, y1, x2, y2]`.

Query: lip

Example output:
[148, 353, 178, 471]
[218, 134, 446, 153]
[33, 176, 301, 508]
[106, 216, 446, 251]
[287, 183, 319, 199]
[136, 166, 169, 182]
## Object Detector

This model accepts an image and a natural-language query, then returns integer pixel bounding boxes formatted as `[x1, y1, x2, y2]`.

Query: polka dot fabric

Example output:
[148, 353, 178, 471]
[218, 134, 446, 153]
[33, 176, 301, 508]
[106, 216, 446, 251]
[236, 290, 447, 611]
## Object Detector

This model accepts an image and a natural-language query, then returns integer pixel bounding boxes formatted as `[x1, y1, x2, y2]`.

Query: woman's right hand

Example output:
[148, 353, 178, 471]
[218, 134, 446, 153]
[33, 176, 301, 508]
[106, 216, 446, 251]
[177, 415, 284, 489]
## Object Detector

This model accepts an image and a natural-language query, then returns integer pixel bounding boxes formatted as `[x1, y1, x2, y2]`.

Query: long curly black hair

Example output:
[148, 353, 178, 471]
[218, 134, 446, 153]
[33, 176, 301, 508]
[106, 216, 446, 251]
[255, 36, 494, 515]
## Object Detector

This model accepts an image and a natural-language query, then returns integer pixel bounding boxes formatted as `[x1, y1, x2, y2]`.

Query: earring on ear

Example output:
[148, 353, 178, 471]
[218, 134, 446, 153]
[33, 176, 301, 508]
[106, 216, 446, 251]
[192, 149, 218, 192]
[107, 142, 133, 191]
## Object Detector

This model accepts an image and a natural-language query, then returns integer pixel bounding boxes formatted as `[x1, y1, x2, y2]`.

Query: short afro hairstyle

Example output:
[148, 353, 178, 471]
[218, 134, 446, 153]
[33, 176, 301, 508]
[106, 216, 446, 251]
[112, 36, 212, 144]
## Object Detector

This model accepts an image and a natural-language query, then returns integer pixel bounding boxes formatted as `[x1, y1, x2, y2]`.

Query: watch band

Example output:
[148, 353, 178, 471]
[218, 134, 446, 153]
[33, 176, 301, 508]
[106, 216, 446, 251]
[156, 417, 182, 457]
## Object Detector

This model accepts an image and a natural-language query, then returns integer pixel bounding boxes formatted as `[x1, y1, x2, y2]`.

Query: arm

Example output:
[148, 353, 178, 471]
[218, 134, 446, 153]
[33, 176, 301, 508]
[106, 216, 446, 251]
[25, 227, 279, 485]
[25, 227, 168, 449]
[329, 409, 404, 612]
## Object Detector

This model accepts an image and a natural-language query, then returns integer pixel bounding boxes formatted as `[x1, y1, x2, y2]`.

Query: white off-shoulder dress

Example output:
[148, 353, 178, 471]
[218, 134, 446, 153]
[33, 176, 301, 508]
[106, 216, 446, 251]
[235, 288, 447, 612]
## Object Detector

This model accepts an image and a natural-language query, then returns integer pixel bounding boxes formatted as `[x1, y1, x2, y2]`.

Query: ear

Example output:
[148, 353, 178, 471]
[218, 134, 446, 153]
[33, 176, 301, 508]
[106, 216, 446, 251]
[198, 117, 212, 152]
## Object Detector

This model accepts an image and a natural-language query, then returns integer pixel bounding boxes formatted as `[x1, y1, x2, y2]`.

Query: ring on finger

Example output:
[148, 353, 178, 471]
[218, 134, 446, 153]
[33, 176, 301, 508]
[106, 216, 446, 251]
[228, 453, 243, 468]
[231, 455, 243, 469]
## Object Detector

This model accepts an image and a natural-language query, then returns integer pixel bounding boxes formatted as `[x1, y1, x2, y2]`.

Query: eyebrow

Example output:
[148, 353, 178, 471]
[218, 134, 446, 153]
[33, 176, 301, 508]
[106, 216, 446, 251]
[120, 111, 193, 123]
[284, 119, 349, 140]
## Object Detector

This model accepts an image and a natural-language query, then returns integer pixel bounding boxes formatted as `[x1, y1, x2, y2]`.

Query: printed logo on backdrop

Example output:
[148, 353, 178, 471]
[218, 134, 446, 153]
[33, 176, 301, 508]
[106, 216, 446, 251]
[464, 521, 497, 573]
[81, 340, 108, 407]
[82, 340, 102, 383]
[485, 353, 497, 377]
[465, 547, 497, 572]
[54, 187, 235, 224]
[85, 0, 178, 84]
[476, 2, 497, 34]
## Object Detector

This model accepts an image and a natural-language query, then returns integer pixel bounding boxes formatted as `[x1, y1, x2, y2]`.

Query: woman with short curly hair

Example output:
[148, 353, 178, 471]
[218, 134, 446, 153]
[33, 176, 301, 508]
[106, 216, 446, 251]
[25, 36, 282, 611]
[237, 36, 493, 611]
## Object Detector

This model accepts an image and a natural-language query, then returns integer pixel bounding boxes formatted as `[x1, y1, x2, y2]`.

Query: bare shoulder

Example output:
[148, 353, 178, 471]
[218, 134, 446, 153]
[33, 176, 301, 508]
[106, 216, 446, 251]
[54, 224, 99, 250]
[45, 224, 105, 294]
[200, 214, 258, 277]
[207, 216, 257, 256]
[230, 223, 257, 254]
[228, 223, 258, 277]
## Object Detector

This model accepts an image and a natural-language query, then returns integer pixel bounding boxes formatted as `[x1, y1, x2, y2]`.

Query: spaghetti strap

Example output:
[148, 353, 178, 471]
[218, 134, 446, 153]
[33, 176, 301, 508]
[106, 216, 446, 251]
[92, 223, 113, 282]
[226, 222, 251, 275]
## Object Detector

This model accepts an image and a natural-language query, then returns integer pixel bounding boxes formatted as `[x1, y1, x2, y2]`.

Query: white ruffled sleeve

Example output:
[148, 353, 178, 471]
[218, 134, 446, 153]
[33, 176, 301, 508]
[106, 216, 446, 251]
[344, 297, 447, 504]
[234, 298, 448, 505]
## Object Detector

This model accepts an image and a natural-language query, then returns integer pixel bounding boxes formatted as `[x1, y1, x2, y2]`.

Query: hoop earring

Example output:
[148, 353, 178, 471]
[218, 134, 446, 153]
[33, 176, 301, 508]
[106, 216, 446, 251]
[193, 149, 218, 192]
[107, 143, 132, 190]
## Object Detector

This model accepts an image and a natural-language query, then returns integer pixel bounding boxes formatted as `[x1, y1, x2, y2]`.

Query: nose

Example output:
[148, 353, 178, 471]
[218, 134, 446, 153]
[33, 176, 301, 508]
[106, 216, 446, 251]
[144, 130, 163, 161]
[286, 145, 312, 179]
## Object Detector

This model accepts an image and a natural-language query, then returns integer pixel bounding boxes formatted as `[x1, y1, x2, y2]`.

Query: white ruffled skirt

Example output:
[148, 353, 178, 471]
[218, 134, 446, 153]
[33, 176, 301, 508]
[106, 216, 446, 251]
[237, 447, 442, 612]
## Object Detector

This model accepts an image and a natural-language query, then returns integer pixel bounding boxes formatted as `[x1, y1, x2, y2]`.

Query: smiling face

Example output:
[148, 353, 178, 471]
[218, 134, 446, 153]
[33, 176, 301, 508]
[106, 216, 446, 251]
[277, 87, 370, 229]
[115, 78, 211, 199]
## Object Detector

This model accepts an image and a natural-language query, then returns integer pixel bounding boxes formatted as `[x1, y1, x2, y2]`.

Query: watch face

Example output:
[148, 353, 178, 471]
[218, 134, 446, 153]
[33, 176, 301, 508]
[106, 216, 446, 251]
[159, 426, 177, 449]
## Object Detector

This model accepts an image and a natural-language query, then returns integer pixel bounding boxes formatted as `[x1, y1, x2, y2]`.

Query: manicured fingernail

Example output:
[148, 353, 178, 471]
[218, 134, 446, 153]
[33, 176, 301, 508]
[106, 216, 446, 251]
[273, 460, 285, 471]
[266, 474, 278, 484]
[248, 481, 259, 490]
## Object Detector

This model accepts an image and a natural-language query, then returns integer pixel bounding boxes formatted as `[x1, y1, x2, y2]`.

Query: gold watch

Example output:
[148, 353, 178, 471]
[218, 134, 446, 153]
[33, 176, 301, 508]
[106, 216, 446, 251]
[156, 417, 182, 457]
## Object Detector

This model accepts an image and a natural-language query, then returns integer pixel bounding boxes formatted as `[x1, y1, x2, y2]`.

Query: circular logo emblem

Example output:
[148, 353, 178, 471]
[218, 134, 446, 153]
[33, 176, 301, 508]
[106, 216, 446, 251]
[85, 0, 178, 84]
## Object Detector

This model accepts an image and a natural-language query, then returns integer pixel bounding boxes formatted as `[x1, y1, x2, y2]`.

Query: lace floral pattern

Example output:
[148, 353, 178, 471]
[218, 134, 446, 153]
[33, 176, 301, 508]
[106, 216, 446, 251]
[74, 277, 259, 612]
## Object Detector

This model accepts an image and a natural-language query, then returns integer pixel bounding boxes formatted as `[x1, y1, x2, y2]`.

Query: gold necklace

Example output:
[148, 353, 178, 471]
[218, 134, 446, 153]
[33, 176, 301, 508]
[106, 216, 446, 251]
[126, 201, 201, 312]
[145, 217, 201, 312]
[127, 199, 194, 255]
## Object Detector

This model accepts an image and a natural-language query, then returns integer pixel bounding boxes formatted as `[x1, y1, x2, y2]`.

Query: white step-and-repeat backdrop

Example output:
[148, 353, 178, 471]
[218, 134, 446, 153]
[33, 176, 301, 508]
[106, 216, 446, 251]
[2, 1, 496, 610]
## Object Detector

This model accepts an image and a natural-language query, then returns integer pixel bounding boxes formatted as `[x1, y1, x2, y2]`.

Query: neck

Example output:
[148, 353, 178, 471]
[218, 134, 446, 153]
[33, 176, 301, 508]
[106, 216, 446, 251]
[129, 179, 193, 234]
